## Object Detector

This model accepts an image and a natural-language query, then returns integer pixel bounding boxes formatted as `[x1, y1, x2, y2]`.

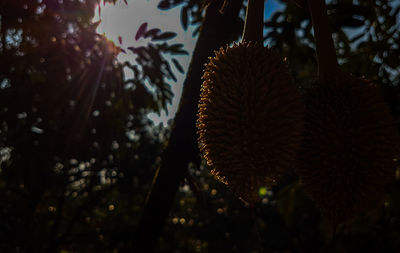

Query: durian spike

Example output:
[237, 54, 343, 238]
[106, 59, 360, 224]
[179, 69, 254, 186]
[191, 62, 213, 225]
[242, 0, 264, 43]
[307, 0, 339, 80]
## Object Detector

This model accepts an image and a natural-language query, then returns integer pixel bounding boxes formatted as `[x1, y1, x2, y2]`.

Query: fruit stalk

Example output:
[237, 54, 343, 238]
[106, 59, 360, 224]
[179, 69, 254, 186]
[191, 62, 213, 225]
[242, 0, 264, 43]
[307, 0, 339, 79]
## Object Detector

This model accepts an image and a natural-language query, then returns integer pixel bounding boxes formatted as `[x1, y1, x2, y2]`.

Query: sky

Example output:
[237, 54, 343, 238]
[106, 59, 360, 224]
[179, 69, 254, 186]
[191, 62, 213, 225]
[94, 0, 284, 126]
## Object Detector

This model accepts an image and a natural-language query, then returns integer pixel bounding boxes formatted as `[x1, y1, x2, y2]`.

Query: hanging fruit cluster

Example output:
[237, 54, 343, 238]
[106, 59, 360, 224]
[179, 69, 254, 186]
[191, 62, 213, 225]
[197, 0, 399, 224]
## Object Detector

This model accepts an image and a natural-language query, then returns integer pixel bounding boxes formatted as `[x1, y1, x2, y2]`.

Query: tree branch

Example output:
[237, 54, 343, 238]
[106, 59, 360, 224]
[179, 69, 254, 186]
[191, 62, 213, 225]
[133, 0, 244, 251]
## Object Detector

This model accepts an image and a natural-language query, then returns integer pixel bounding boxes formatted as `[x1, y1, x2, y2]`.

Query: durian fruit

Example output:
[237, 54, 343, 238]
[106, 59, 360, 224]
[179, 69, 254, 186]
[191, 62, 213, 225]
[197, 0, 304, 206]
[297, 0, 399, 224]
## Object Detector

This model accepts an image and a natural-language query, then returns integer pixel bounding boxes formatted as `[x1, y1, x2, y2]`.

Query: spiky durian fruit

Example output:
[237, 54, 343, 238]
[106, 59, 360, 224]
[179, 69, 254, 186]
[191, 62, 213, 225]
[197, 41, 304, 205]
[299, 73, 398, 224]
[297, 0, 399, 224]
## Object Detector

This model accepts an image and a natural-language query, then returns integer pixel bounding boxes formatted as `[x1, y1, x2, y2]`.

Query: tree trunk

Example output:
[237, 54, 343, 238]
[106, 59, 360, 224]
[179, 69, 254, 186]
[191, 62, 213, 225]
[134, 0, 244, 251]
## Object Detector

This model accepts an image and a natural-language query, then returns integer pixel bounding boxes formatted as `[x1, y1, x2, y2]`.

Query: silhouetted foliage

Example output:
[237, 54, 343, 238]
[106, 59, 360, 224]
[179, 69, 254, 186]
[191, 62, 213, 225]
[0, 0, 180, 252]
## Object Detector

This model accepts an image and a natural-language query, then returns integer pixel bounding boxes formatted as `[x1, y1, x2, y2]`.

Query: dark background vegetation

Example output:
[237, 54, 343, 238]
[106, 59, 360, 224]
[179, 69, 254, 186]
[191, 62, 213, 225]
[1, 0, 400, 252]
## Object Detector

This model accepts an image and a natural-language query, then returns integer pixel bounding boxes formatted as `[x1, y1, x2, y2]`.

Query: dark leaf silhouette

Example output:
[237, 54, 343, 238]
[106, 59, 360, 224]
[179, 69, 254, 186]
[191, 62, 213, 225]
[171, 58, 185, 74]
[181, 6, 189, 30]
[158, 0, 171, 10]
[144, 28, 161, 39]
[135, 22, 148, 40]
[152, 31, 177, 41]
